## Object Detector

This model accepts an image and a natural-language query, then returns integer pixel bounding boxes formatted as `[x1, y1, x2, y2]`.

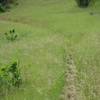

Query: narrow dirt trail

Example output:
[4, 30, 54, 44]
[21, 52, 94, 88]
[60, 55, 78, 100]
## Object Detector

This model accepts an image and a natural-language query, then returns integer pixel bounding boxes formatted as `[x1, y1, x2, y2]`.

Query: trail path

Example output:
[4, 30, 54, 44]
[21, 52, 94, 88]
[60, 55, 78, 100]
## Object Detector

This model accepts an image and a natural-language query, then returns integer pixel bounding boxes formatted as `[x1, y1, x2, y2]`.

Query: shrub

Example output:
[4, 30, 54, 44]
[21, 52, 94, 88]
[8, 62, 22, 87]
[4, 29, 18, 41]
[76, 0, 91, 7]
[0, 61, 22, 95]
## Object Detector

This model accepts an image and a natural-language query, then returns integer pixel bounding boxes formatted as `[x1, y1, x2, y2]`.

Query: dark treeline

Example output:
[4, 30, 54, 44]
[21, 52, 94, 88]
[0, 0, 14, 6]
[0, 0, 16, 12]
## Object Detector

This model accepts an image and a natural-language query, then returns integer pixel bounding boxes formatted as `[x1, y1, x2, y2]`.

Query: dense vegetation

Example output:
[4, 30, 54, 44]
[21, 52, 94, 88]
[76, 0, 91, 7]
[0, 0, 100, 100]
[0, 61, 21, 96]
[0, 0, 16, 12]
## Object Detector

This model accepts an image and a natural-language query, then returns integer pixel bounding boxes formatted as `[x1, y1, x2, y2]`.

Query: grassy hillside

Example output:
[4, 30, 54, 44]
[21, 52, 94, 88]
[0, 0, 100, 100]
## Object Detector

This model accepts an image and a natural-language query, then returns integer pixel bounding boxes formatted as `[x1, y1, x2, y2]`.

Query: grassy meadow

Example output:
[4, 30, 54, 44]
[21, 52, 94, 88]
[0, 0, 100, 100]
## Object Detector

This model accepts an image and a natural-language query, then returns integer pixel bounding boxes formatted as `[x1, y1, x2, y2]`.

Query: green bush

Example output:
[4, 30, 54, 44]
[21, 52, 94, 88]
[4, 29, 18, 41]
[8, 62, 22, 87]
[0, 61, 22, 95]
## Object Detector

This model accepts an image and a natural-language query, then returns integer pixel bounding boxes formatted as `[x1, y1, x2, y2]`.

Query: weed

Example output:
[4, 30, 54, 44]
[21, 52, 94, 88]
[4, 29, 18, 41]
[0, 61, 22, 95]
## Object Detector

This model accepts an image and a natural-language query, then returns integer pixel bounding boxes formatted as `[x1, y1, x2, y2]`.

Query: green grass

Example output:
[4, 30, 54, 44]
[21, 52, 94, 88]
[0, 0, 100, 100]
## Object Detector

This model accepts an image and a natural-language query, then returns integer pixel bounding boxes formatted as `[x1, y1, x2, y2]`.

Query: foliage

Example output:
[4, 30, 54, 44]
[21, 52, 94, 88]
[8, 62, 22, 87]
[0, 0, 15, 6]
[0, 0, 18, 12]
[4, 29, 18, 41]
[76, 0, 91, 7]
[0, 61, 22, 95]
[0, 3, 5, 12]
